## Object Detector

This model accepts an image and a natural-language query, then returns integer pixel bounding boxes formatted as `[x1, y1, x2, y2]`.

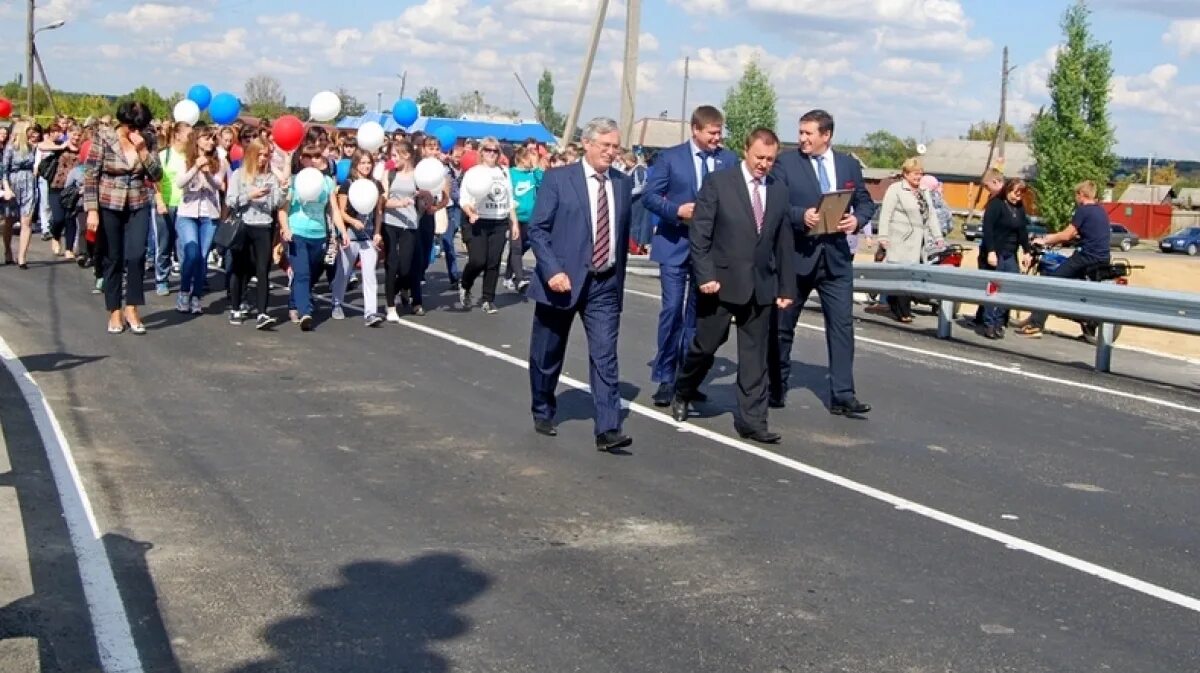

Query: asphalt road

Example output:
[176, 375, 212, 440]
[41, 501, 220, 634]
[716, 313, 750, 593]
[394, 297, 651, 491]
[1, 248, 1199, 672]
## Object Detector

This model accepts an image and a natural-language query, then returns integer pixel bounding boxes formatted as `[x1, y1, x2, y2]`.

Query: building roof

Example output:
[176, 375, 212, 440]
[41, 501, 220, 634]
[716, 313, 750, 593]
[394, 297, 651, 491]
[631, 118, 692, 149]
[1118, 184, 1175, 204]
[919, 138, 1036, 181]
[1174, 187, 1200, 208]
[862, 167, 899, 181]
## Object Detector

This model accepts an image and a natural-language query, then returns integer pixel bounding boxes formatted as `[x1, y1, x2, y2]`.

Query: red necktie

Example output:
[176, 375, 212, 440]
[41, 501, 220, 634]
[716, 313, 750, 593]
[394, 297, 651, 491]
[592, 173, 610, 270]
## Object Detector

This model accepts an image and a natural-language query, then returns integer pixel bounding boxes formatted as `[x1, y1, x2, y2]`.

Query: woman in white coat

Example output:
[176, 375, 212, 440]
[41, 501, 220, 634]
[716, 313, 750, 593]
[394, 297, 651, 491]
[876, 157, 944, 322]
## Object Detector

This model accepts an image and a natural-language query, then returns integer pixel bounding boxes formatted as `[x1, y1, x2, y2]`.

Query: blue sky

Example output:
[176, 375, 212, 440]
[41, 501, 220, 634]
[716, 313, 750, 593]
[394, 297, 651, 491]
[2, 0, 1197, 160]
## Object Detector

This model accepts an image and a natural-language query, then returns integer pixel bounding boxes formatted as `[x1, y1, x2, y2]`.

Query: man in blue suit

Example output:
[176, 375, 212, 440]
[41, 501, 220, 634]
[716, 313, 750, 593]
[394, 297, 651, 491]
[643, 105, 739, 407]
[527, 117, 634, 453]
[768, 109, 876, 416]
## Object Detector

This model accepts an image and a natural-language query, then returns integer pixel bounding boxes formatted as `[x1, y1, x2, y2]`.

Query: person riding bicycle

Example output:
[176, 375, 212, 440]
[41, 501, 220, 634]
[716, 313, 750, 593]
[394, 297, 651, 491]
[1016, 180, 1111, 338]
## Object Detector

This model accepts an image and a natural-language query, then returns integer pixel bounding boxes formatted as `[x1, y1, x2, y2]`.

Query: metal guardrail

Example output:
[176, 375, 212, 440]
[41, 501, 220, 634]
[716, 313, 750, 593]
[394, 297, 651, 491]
[852, 264, 1200, 372]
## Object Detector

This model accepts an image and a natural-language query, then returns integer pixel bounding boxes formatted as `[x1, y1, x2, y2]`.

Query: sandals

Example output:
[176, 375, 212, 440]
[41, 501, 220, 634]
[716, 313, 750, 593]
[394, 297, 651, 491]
[1015, 324, 1043, 338]
[107, 323, 125, 335]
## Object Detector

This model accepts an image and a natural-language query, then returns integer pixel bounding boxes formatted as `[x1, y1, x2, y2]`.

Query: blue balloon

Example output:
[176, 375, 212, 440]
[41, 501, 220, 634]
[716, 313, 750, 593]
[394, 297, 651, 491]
[336, 158, 352, 184]
[187, 85, 212, 111]
[392, 98, 419, 127]
[432, 125, 456, 153]
[209, 93, 241, 125]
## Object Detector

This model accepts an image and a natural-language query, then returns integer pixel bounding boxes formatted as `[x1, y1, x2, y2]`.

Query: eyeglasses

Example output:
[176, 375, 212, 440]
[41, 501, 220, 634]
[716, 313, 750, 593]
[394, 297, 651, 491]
[482, 148, 500, 154]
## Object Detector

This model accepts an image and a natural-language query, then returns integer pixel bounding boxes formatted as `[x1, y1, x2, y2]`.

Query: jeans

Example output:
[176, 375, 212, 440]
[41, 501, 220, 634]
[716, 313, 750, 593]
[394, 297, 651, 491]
[176, 215, 216, 297]
[148, 207, 176, 284]
[649, 263, 697, 384]
[1028, 252, 1104, 328]
[506, 221, 529, 283]
[462, 219, 507, 303]
[983, 253, 1020, 329]
[99, 207, 149, 311]
[288, 234, 326, 318]
[334, 238, 380, 318]
[442, 205, 462, 282]
[417, 212, 435, 282]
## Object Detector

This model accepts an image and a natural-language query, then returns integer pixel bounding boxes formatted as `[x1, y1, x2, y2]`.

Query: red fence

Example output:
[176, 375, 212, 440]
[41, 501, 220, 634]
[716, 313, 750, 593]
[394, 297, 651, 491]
[1103, 203, 1173, 239]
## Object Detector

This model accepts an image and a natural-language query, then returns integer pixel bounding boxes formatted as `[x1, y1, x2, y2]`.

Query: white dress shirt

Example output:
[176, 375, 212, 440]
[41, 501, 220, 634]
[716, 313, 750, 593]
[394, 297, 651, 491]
[582, 159, 616, 271]
[809, 148, 838, 194]
[690, 139, 716, 191]
[741, 163, 766, 221]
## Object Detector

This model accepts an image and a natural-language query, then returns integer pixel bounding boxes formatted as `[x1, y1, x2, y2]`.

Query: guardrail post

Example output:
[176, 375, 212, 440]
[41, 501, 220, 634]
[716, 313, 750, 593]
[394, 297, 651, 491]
[1095, 322, 1116, 373]
[937, 300, 954, 339]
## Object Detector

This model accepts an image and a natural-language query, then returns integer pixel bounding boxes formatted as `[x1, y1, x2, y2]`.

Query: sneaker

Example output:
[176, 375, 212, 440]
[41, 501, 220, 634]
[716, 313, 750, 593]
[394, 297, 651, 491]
[255, 313, 276, 330]
[516, 279, 530, 292]
[502, 278, 516, 291]
[299, 314, 314, 331]
[366, 314, 385, 327]
[331, 305, 345, 320]
[481, 301, 498, 314]
[247, 277, 257, 288]
[348, 274, 360, 289]
[239, 301, 251, 314]
[386, 307, 402, 323]
[289, 309, 301, 324]
[229, 310, 244, 325]
[170, 262, 180, 276]
[92, 278, 104, 294]
[190, 296, 203, 314]
[411, 305, 426, 317]
[155, 282, 170, 296]
[458, 286, 472, 310]
[176, 293, 191, 313]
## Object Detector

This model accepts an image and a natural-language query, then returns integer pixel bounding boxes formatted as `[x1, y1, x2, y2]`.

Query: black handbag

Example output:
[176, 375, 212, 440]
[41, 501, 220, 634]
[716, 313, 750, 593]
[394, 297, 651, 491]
[213, 212, 247, 252]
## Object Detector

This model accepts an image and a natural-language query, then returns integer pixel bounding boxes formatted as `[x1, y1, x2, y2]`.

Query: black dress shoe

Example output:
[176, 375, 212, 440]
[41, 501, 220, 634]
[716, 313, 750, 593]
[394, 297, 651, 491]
[651, 382, 674, 407]
[830, 397, 871, 416]
[534, 419, 558, 437]
[670, 396, 689, 423]
[596, 431, 632, 452]
[737, 428, 782, 444]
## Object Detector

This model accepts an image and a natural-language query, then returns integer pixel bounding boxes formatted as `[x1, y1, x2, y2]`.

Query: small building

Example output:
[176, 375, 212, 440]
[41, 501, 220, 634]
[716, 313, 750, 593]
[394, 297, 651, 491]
[919, 139, 1037, 214]
[1174, 187, 1200, 210]
[631, 118, 692, 150]
[1119, 184, 1176, 204]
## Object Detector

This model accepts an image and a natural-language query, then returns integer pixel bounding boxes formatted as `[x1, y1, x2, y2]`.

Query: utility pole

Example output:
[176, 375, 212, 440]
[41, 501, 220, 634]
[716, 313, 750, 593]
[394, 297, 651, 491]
[564, 0, 609, 144]
[398, 71, 407, 99]
[967, 46, 1017, 224]
[32, 45, 57, 117]
[680, 56, 689, 143]
[618, 0, 641, 141]
[25, 0, 34, 116]
[1146, 154, 1153, 186]
[514, 72, 541, 123]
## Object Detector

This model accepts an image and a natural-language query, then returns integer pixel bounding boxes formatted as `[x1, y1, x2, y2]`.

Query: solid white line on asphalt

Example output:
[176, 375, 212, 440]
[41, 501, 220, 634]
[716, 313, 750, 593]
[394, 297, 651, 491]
[394, 316, 1200, 615]
[622, 287, 1200, 415]
[0, 337, 144, 673]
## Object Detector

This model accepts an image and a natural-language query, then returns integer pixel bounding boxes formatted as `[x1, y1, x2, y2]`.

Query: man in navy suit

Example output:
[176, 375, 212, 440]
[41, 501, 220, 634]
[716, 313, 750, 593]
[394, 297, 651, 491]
[768, 109, 876, 416]
[643, 106, 739, 407]
[527, 117, 634, 453]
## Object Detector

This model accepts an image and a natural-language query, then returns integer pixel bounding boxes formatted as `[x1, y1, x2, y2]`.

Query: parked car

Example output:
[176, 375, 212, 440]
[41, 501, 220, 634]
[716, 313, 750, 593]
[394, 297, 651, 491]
[1110, 224, 1139, 251]
[962, 221, 982, 241]
[1159, 227, 1200, 256]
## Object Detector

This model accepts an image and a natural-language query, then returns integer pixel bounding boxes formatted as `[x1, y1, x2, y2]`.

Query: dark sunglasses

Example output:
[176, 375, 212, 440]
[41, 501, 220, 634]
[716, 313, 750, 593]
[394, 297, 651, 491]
[482, 148, 500, 154]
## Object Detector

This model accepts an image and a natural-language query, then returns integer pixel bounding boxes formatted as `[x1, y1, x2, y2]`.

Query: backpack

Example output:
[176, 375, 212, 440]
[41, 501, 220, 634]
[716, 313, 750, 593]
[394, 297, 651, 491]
[37, 151, 60, 181]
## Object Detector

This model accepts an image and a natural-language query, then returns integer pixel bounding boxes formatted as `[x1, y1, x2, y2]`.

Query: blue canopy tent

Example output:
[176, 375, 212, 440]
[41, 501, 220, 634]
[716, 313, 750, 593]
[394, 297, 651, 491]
[335, 113, 557, 144]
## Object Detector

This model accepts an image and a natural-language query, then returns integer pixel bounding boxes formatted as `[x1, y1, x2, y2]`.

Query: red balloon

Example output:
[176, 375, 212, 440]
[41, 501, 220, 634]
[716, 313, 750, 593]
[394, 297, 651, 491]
[79, 139, 92, 160]
[272, 115, 305, 153]
[229, 144, 244, 163]
[0, 98, 11, 119]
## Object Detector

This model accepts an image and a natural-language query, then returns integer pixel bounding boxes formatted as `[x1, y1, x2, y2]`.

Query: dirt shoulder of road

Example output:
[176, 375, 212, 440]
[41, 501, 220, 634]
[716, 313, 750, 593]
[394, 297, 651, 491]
[854, 243, 1200, 361]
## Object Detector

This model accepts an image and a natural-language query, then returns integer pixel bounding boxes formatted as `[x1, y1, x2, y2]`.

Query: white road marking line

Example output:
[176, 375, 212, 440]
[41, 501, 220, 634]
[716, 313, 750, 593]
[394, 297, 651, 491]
[394, 316, 1200, 615]
[623, 288, 1200, 415]
[0, 337, 144, 673]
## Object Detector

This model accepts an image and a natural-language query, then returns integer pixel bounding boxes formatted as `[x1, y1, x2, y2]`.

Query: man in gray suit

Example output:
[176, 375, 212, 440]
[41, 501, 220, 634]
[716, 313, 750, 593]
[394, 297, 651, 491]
[671, 128, 797, 444]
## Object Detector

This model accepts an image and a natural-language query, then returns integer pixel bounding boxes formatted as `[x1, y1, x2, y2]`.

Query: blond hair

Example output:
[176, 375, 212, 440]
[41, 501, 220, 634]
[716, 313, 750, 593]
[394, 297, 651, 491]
[1075, 180, 1097, 200]
[901, 157, 924, 175]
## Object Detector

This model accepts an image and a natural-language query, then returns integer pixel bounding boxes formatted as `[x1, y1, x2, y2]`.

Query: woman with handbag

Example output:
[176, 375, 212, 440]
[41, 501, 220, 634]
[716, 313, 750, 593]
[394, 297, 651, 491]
[227, 140, 284, 328]
[82, 101, 163, 334]
[333, 150, 385, 326]
[874, 157, 944, 323]
[174, 125, 227, 314]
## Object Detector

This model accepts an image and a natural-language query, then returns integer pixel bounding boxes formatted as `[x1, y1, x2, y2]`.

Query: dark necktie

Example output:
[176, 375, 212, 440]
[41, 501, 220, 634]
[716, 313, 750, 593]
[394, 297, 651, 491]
[592, 173, 609, 271]
[697, 151, 712, 180]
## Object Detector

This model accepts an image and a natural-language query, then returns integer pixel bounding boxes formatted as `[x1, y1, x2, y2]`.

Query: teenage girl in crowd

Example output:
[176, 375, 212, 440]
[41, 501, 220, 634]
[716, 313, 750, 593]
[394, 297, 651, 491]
[457, 136, 517, 315]
[156, 122, 192, 295]
[280, 144, 345, 332]
[174, 125, 227, 314]
[227, 139, 284, 329]
[380, 140, 424, 321]
[506, 146, 542, 292]
[334, 150, 385, 326]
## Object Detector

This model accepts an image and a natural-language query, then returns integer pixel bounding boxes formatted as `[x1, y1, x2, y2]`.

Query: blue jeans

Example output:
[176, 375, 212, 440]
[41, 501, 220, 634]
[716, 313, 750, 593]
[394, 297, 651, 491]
[175, 215, 216, 297]
[984, 253, 1019, 329]
[288, 235, 326, 318]
[443, 205, 461, 282]
[149, 206, 176, 284]
[650, 263, 697, 384]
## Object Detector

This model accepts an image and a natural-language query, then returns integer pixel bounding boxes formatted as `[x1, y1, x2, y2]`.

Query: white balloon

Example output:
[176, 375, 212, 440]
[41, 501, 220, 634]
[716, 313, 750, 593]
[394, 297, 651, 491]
[357, 122, 385, 152]
[294, 168, 326, 203]
[462, 166, 496, 201]
[309, 91, 342, 123]
[414, 158, 447, 193]
[348, 178, 380, 214]
[173, 99, 200, 125]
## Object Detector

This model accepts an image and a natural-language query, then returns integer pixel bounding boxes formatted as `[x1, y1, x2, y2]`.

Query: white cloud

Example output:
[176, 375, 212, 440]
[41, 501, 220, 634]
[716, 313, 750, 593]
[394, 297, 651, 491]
[170, 28, 247, 67]
[38, 0, 92, 25]
[103, 3, 211, 33]
[1164, 19, 1200, 57]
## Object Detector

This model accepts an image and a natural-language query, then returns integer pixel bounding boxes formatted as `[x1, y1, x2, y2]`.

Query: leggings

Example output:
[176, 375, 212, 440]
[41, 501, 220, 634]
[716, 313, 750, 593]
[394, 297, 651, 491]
[229, 226, 274, 315]
[382, 225, 421, 308]
[462, 219, 508, 303]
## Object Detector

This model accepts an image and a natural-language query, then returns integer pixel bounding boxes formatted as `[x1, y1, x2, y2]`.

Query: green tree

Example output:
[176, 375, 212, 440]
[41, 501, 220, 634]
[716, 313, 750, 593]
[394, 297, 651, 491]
[337, 87, 366, 117]
[1030, 1, 1117, 229]
[415, 86, 450, 118]
[116, 86, 169, 120]
[963, 120, 1025, 143]
[536, 70, 566, 136]
[244, 74, 287, 118]
[722, 59, 778, 156]
[858, 130, 918, 169]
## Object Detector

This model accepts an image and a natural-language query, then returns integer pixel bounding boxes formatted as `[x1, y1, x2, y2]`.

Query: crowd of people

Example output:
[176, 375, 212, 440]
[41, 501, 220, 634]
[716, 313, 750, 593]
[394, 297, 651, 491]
[0, 101, 656, 333]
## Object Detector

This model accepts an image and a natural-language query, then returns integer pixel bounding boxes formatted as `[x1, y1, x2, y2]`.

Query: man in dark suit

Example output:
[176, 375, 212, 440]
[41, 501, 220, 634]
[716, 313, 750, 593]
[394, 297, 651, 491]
[643, 106, 740, 407]
[671, 129, 797, 443]
[768, 109, 876, 416]
[527, 117, 633, 453]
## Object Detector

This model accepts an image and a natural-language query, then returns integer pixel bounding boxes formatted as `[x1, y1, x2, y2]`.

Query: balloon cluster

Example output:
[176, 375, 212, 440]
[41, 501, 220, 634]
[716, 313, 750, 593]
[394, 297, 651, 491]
[175, 84, 242, 125]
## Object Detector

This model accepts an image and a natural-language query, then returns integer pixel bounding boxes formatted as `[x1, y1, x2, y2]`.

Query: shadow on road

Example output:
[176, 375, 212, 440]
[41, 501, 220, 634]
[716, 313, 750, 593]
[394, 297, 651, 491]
[227, 554, 490, 673]
[17, 352, 107, 374]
